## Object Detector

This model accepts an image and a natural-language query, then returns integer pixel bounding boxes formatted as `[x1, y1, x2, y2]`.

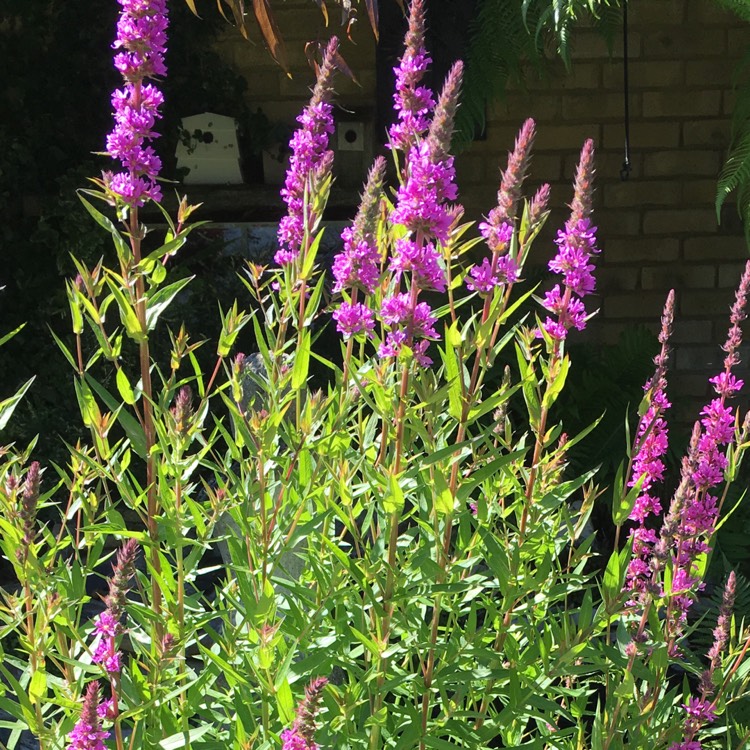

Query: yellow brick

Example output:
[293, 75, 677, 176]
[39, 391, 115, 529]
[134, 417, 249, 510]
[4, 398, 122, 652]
[602, 121, 680, 150]
[642, 150, 720, 178]
[643, 209, 716, 234]
[604, 181, 682, 208]
[642, 91, 721, 118]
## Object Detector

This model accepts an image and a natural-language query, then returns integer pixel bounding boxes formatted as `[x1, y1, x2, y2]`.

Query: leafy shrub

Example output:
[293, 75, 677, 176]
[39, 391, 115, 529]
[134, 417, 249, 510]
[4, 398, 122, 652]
[2, 2, 750, 750]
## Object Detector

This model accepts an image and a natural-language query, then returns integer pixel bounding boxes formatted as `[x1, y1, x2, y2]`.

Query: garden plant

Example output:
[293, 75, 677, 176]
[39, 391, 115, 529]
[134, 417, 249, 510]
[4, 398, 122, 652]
[3, 1, 750, 749]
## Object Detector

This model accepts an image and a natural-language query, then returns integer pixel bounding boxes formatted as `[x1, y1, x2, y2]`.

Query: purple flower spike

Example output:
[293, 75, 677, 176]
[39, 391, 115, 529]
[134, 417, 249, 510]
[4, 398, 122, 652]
[660, 265, 749, 644]
[467, 121, 538, 298]
[276, 38, 339, 267]
[389, 0, 434, 151]
[491, 118, 537, 229]
[624, 291, 674, 604]
[332, 157, 386, 295]
[333, 302, 375, 339]
[539, 139, 599, 344]
[104, 0, 169, 207]
[281, 677, 328, 750]
[67, 682, 110, 750]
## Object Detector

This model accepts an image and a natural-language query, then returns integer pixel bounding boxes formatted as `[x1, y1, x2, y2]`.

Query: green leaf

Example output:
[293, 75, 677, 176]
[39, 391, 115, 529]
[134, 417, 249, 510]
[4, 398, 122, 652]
[28, 670, 46, 704]
[442, 323, 463, 421]
[0, 323, 25, 348]
[104, 274, 144, 342]
[85, 374, 147, 457]
[159, 726, 212, 749]
[301, 228, 325, 279]
[78, 192, 131, 262]
[0, 377, 34, 431]
[603, 545, 629, 603]
[612, 472, 645, 527]
[116, 368, 137, 405]
[433, 470, 455, 516]
[145, 276, 193, 331]
[542, 353, 570, 410]
[276, 678, 294, 725]
[383, 471, 404, 514]
[292, 329, 310, 390]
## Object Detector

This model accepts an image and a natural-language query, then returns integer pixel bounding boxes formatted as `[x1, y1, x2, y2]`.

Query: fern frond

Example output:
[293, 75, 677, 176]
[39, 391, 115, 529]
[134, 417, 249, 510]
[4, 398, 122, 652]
[711, 0, 750, 23]
[716, 130, 750, 221]
[454, 0, 623, 151]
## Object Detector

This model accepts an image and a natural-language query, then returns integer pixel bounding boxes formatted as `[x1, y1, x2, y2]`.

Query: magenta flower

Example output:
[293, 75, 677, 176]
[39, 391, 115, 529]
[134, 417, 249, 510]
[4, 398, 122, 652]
[276, 38, 339, 266]
[332, 228, 381, 295]
[466, 255, 519, 295]
[90, 539, 139, 675]
[390, 238, 446, 292]
[389, 0, 434, 151]
[281, 677, 328, 750]
[103, 0, 168, 206]
[540, 139, 598, 343]
[67, 682, 110, 750]
[332, 302, 375, 339]
[332, 156, 386, 296]
[390, 140, 458, 246]
[660, 262, 749, 643]
[467, 119, 539, 299]
[623, 292, 674, 605]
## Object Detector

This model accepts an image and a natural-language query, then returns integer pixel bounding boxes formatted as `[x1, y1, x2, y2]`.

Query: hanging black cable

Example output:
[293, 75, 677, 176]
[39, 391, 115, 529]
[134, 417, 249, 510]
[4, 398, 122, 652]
[620, 0, 632, 181]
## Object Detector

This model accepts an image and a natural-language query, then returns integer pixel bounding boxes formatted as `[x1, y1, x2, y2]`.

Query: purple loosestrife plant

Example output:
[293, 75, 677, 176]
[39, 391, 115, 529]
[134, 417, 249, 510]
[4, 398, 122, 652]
[380, 62, 463, 366]
[91, 539, 139, 675]
[539, 139, 599, 345]
[388, 0, 433, 153]
[466, 119, 539, 296]
[103, 0, 168, 207]
[669, 572, 737, 750]
[661, 263, 750, 648]
[275, 38, 339, 267]
[624, 291, 675, 605]
[280, 677, 328, 750]
[332, 157, 386, 339]
[67, 682, 110, 750]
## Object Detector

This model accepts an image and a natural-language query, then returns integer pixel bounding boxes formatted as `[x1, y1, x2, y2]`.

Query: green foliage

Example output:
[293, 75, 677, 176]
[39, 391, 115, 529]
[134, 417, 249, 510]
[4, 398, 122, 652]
[717, 47, 750, 241]
[456, 0, 622, 148]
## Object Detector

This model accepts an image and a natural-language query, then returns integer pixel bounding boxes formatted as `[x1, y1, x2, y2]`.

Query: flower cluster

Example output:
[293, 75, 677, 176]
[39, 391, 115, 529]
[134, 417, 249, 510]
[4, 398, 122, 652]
[276, 38, 339, 266]
[540, 139, 599, 343]
[388, 0, 433, 151]
[18, 461, 40, 562]
[381, 60, 463, 364]
[669, 572, 736, 750]
[624, 291, 674, 604]
[280, 677, 328, 750]
[466, 120, 547, 298]
[91, 539, 139, 674]
[67, 682, 110, 750]
[331, 157, 386, 339]
[103, 0, 168, 206]
[659, 262, 749, 644]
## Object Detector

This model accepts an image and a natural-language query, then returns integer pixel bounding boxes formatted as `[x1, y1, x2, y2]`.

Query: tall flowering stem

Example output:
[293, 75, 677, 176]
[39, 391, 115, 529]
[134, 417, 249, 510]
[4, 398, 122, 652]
[275, 37, 338, 269]
[389, 0, 433, 154]
[90, 539, 138, 750]
[520, 139, 598, 540]
[274, 38, 338, 414]
[332, 156, 386, 380]
[67, 682, 110, 750]
[668, 572, 736, 750]
[103, 0, 169, 640]
[623, 290, 675, 606]
[280, 677, 328, 750]
[661, 261, 749, 655]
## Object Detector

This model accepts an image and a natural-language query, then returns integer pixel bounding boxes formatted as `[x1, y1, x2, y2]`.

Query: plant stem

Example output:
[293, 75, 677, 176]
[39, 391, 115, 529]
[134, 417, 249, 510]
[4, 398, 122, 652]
[127, 198, 162, 643]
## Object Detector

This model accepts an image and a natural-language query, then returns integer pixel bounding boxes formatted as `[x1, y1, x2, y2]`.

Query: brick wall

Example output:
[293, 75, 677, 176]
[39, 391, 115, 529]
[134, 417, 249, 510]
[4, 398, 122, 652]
[216, 0, 750, 420]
